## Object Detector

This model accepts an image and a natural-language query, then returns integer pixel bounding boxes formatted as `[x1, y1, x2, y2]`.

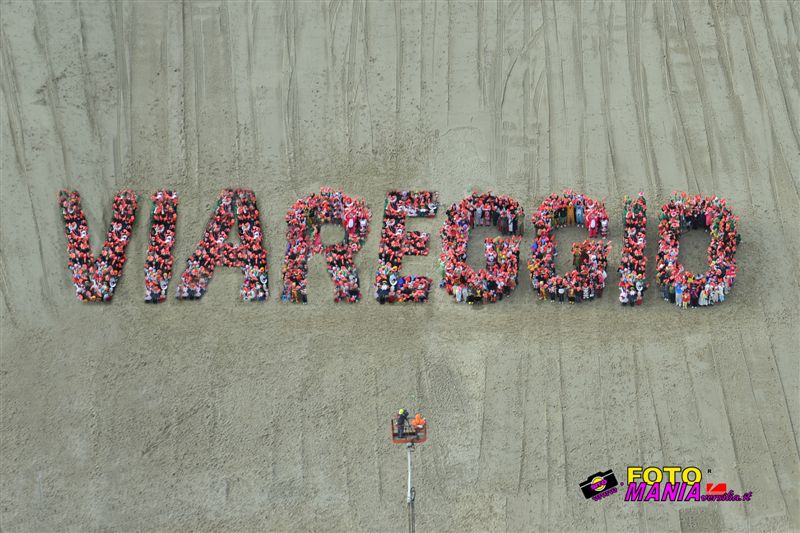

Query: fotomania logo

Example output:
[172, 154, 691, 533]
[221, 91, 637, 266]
[624, 467, 753, 503]
[624, 466, 704, 501]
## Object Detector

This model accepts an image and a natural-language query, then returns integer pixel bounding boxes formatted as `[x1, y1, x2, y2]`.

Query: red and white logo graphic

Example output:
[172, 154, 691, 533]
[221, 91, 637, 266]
[706, 483, 727, 496]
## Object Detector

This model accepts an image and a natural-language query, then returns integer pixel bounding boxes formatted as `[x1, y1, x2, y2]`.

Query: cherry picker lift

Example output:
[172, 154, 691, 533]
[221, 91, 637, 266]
[391, 410, 427, 533]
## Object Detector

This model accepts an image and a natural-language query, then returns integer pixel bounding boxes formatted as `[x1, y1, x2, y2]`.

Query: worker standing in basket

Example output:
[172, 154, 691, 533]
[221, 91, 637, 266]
[397, 408, 410, 438]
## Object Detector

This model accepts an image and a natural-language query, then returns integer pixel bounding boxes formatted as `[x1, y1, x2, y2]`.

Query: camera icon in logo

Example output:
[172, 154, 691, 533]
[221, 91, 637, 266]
[579, 470, 619, 499]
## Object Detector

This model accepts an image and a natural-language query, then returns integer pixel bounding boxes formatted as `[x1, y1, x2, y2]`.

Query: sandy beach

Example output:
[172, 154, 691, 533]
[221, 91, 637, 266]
[1, 1, 798, 530]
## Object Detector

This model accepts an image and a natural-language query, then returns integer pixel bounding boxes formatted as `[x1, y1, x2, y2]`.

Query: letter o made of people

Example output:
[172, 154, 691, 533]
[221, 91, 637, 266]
[656, 193, 739, 308]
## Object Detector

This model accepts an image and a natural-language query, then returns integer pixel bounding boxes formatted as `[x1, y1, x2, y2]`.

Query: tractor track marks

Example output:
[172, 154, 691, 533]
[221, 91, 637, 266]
[1, 1, 799, 530]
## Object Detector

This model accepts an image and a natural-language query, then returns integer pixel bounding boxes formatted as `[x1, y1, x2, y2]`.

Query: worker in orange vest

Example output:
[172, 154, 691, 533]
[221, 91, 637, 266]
[412, 413, 426, 433]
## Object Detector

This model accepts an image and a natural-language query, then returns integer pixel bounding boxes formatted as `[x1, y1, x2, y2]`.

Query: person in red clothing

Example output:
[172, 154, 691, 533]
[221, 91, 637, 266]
[412, 413, 426, 432]
[588, 213, 598, 238]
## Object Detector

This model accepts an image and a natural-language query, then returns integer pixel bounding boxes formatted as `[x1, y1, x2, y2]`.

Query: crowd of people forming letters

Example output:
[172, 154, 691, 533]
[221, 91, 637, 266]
[618, 194, 648, 306]
[375, 191, 440, 303]
[176, 188, 269, 301]
[58, 187, 739, 307]
[439, 193, 523, 304]
[656, 192, 739, 308]
[144, 190, 178, 303]
[59, 189, 137, 302]
[281, 187, 371, 303]
[528, 190, 611, 304]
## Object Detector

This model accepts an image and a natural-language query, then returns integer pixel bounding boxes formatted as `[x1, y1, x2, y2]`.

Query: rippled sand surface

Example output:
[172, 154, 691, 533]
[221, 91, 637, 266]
[1, 1, 798, 530]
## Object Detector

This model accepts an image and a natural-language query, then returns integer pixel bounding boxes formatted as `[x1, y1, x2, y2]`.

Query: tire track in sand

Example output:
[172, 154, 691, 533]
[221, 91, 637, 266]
[0, 26, 52, 303]
[75, 2, 100, 142]
[280, 0, 300, 178]
[572, 1, 587, 193]
[708, 0, 756, 209]
[737, 329, 796, 521]
[758, 0, 800, 153]
[654, 1, 701, 193]
[624, 0, 660, 195]
[541, 0, 558, 194]
[734, 0, 800, 280]
[671, 0, 721, 192]
[708, 344, 750, 522]
[108, 0, 133, 187]
[598, 1, 619, 198]
[32, 3, 72, 184]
